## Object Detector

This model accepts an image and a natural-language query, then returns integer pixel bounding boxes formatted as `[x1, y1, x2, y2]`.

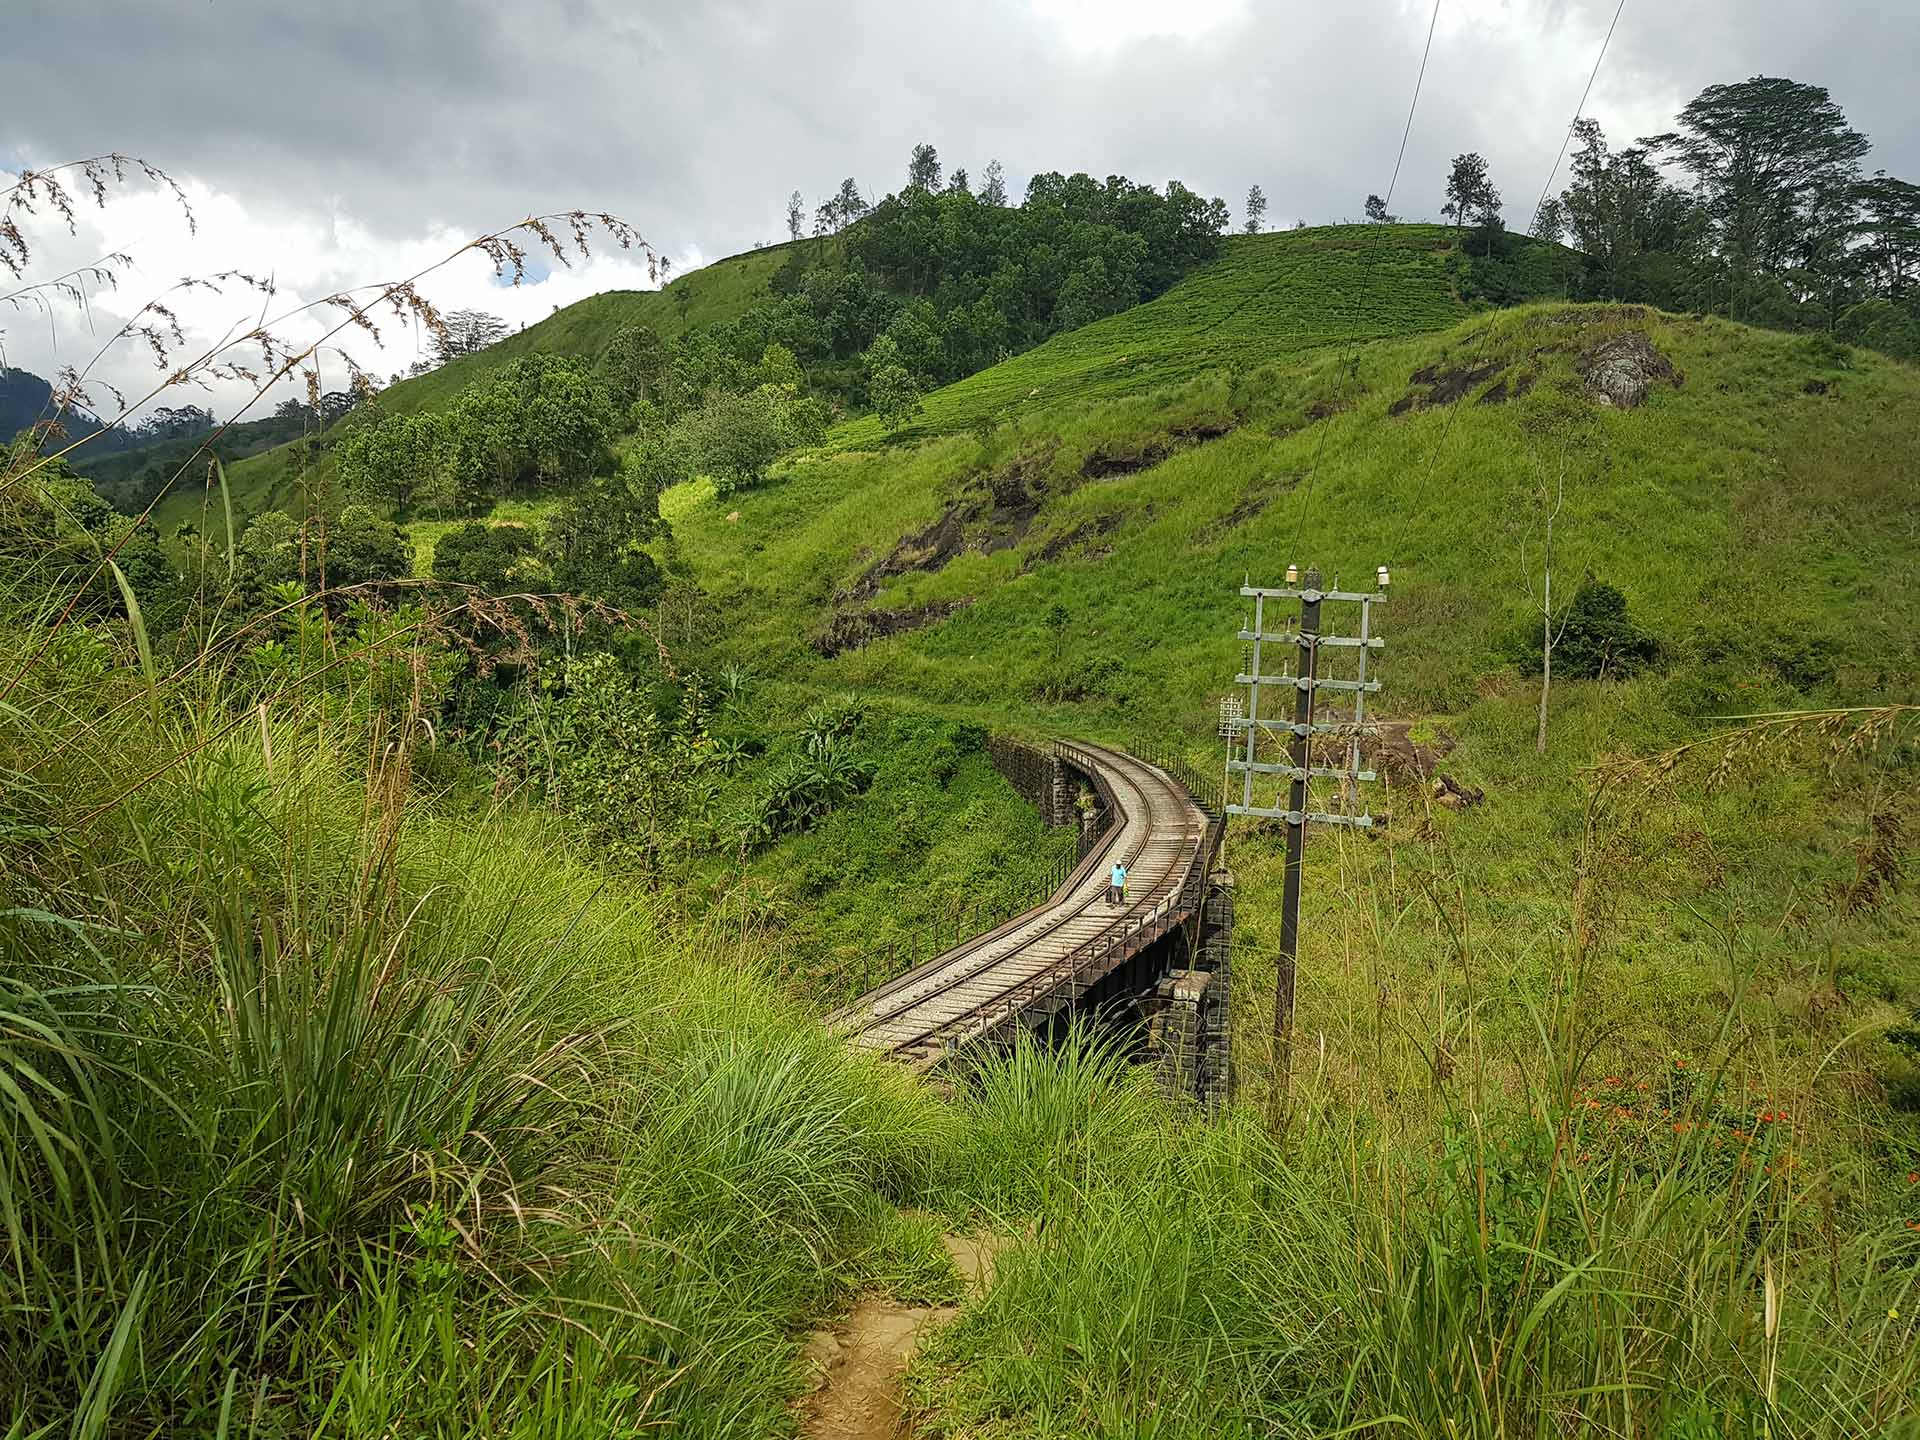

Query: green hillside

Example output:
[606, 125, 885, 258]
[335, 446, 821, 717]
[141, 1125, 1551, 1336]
[13, 221, 1920, 1435]
[661, 294, 1920, 1076]
[832, 223, 1509, 445]
[185, 224, 1545, 538]
[154, 240, 803, 534]
[366, 242, 802, 420]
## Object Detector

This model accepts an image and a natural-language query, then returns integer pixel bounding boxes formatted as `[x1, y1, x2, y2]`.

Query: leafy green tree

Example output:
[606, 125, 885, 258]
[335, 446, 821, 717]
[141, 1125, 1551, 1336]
[431, 520, 540, 593]
[1364, 193, 1396, 223]
[619, 436, 684, 519]
[431, 308, 510, 365]
[980, 159, 1008, 207]
[1853, 172, 1920, 298]
[863, 336, 923, 430]
[323, 505, 411, 589]
[1559, 120, 1705, 301]
[756, 342, 804, 391]
[1443, 153, 1502, 235]
[597, 324, 670, 408]
[1045, 601, 1070, 660]
[669, 385, 806, 495]
[544, 482, 664, 610]
[1837, 298, 1920, 361]
[1530, 196, 1568, 245]
[1649, 77, 1870, 284]
[237, 509, 303, 590]
[544, 652, 706, 878]
[445, 354, 617, 506]
[334, 409, 451, 513]
[2, 459, 184, 634]
[907, 144, 942, 192]
[1513, 577, 1658, 682]
[1244, 184, 1268, 235]
[815, 178, 870, 237]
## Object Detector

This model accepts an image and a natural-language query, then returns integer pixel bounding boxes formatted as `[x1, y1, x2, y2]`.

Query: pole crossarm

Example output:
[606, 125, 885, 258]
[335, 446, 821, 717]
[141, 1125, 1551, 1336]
[1237, 630, 1385, 649]
[1225, 717, 1382, 739]
[1224, 804, 1377, 828]
[1233, 674, 1382, 694]
[1228, 758, 1378, 782]
[1241, 585, 1391, 604]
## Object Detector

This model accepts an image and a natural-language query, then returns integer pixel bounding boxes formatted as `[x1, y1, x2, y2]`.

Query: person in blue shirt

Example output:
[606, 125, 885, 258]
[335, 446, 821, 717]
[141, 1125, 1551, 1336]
[1108, 861, 1127, 906]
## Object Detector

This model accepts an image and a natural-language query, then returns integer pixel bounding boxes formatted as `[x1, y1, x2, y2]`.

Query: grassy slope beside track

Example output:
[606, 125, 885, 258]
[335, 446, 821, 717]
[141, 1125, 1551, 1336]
[18, 224, 1920, 1436]
[662, 276, 1920, 1106]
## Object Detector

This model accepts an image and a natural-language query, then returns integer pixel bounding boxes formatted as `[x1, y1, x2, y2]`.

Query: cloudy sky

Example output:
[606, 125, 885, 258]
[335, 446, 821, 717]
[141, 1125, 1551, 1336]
[4, 0, 1915, 423]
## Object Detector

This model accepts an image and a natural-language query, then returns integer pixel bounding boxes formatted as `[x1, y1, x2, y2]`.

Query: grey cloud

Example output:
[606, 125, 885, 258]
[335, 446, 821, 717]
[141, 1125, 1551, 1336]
[5, 0, 1917, 276]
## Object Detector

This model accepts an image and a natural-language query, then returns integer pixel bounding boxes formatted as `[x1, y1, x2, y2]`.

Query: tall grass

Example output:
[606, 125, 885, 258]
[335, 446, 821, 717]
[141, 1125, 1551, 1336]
[921, 1020, 1920, 1437]
[0, 634, 948, 1434]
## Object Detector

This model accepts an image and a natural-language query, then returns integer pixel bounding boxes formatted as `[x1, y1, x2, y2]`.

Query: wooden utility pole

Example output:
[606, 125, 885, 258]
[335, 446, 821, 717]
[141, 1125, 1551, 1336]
[1225, 565, 1387, 1129]
[1273, 570, 1322, 1100]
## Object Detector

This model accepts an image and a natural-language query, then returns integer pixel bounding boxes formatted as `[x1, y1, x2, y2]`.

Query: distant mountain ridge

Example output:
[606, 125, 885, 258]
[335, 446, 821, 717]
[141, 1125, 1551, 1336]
[0, 366, 134, 455]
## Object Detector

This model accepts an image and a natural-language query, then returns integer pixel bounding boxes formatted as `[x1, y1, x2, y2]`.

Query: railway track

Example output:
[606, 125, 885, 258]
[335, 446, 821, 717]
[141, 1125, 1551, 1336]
[832, 743, 1213, 1066]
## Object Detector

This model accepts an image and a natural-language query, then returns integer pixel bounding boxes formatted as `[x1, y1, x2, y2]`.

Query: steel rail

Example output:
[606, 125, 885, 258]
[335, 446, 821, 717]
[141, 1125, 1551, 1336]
[847, 745, 1176, 1038]
[832, 741, 1127, 1024]
[839, 742, 1209, 1057]
[902, 811, 1223, 1064]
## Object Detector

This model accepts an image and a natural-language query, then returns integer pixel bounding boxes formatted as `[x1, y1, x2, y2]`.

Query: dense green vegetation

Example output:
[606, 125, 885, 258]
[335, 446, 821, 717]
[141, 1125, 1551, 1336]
[5, 75, 1920, 1434]
[1526, 78, 1919, 347]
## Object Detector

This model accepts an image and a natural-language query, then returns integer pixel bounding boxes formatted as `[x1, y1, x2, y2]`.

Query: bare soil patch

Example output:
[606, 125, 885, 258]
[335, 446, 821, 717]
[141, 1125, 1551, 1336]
[1389, 360, 1505, 416]
[800, 1299, 946, 1440]
[813, 599, 973, 658]
[1029, 511, 1126, 566]
[842, 449, 1054, 602]
[1373, 720, 1457, 783]
[1080, 440, 1173, 480]
[798, 1232, 1006, 1440]
[1193, 475, 1300, 545]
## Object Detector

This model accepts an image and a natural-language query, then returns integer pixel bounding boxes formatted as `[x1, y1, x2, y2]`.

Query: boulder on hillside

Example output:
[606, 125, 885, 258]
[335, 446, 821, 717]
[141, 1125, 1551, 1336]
[1577, 331, 1683, 409]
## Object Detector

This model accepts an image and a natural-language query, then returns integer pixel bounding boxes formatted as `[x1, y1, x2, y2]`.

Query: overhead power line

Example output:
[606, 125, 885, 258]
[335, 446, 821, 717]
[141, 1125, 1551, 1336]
[1386, 0, 1632, 565]
[1286, 0, 1444, 560]
[1525, 0, 1629, 238]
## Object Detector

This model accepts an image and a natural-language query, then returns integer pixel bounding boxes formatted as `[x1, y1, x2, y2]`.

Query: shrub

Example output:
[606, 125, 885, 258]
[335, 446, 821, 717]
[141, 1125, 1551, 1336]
[429, 519, 541, 593]
[1509, 577, 1658, 680]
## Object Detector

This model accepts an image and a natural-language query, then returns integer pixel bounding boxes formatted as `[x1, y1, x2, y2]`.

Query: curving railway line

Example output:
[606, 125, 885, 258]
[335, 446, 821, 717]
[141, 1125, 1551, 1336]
[833, 743, 1216, 1067]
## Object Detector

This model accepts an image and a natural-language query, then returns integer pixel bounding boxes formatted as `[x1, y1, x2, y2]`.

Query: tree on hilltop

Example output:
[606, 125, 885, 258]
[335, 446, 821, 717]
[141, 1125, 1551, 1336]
[785, 190, 806, 243]
[906, 143, 942, 192]
[814, 178, 870, 236]
[1364, 193, 1397, 223]
[1647, 76, 1870, 283]
[1244, 184, 1268, 234]
[980, 159, 1008, 206]
[1854, 172, 1920, 298]
[1530, 195, 1568, 246]
[1442, 153, 1501, 233]
[431, 308, 510, 365]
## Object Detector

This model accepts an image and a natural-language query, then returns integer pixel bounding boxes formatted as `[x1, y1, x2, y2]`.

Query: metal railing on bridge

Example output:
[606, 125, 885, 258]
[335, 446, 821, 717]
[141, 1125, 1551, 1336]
[905, 810, 1225, 1060]
[843, 736, 1218, 1001]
